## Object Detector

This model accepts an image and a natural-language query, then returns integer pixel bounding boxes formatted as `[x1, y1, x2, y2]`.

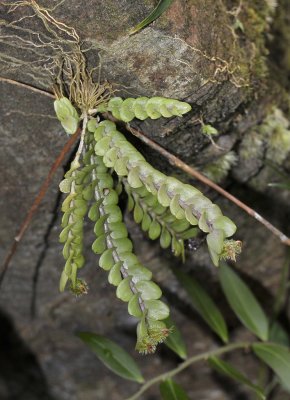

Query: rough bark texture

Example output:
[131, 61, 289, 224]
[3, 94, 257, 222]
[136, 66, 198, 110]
[0, 1, 290, 399]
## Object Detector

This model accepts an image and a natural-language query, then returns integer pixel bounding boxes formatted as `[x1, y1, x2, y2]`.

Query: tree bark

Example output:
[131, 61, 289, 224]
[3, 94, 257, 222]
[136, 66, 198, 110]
[0, 1, 289, 399]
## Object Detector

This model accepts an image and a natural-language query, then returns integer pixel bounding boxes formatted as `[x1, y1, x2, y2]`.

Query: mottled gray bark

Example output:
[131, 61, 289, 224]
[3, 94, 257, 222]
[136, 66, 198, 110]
[0, 1, 290, 399]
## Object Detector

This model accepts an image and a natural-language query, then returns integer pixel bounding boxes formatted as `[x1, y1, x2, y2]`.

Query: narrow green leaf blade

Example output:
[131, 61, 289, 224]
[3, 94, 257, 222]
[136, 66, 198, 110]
[269, 321, 290, 347]
[173, 269, 228, 343]
[164, 317, 187, 359]
[77, 332, 144, 383]
[208, 356, 265, 400]
[160, 379, 189, 400]
[129, 0, 174, 35]
[252, 343, 290, 391]
[219, 263, 269, 341]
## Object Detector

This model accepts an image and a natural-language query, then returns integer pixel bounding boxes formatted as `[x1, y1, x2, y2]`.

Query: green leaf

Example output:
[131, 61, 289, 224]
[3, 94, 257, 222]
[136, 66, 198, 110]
[94, 215, 107, 236]
[219, 263, 269, 341]
[141, 213, 152, 231]
[59, 270, 69, 292]
[133, 202, 143, 223]
[206, 229, 225, 254]
[170, 194, 185, 219]
[133, 97, 149, 120]
[146, 100, 162, 119]
[208, 356, 265, 399]
[94, 136, 111, 156]
[127, 264, 153, 282]
[160, 379, 189, 400]
[269, 322, 290, 347]
[108, 222, 128, 240]
[252, 343, 290, 391]
[158, 183, 171, 207]
[99, 249, 114, 271]
[92, 235, 106, 254]
[135, 280, 162, 300]
[128, 293, 143, 318]
[184, 206, 198, 225]
[148, 220, 161, 240]
[114, 157, 128, 176]
[87, 118, 98, 132]
[173, 269, 228, 343]
[164, 317, 187, 359]
[88, 200, 101, 221]
[77, 332, 144, 383]
[233, 18, 245, 32]
[129, 0, 174, 35]
[160, 227, 171, 249]
[116, 277, 134, 302]
[108, 262, 122, 286]
[128, 167, 143, 188]
[212, 216, 236, 238]
[202, 124, 218, 136]
[198, 211, 210, 233]
[113, 238, 133, 253]
[145, 299, 170, 320]
[120, 98, 135, 122]
[180, 227, 198, 240]
[59, 178, 73, 193]
[61, 116, 79, 135]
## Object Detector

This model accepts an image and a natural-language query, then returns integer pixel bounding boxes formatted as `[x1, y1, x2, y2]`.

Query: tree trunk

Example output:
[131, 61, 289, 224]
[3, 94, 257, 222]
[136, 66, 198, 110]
[0, 1, 289, 399]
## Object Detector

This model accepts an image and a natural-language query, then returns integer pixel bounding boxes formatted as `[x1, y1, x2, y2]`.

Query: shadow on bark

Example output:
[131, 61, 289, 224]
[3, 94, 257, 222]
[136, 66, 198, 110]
[0, 309, 55, 400]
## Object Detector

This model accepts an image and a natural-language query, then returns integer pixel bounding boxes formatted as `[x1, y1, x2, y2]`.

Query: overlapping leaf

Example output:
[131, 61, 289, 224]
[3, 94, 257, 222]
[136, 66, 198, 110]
[77, 332, 144, 382]
[160, 379, 189, 400]
[173, 269, 228, 343]
[209, 356, 265, 399]
[252, 343, 290, 391]
[219, 263, 269, 341]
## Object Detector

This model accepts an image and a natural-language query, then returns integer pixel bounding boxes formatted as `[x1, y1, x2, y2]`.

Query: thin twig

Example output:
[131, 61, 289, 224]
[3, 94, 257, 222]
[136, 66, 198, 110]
[125, 342, 249, 400]
[0, 77, 55, 98]
[0, 128, 81, 287]
[125, 123, 290, 246]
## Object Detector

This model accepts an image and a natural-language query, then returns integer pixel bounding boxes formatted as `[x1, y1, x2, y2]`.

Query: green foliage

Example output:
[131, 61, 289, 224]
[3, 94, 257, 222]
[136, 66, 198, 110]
[55, 95, 239, 354]
[173, 268, 228, 343]
[129, 0, 174, 35]
[269, 321, 290, 347]
[164, 316, 187, 359]
[92, 119, 239, 266]
[252, 343, 290, 391]
[77, 332, 144, 383]
[159, 379, 189, 400]
[208, 356, 265, 399]
[124, 183, 197, 261]
[219, 263, 269, 341]
[201, 124, 219, 136]
[59, 159, 89, 294]
[86, 141, 170, 353]
[99, 96, 192, 122]
[54, 97, 79, 134]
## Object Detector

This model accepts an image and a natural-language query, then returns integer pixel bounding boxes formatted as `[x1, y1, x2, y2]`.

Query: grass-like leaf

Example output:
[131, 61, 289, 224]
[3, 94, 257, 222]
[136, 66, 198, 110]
[160, 379, 189, 400]
[269, 321, 290, 347]
[219, 263, 269, 341]
[173, 269, 228, 343]
[164, 316, 187, 359]
[252, 343, 290, 391]
[77, 332, 144, 383]
[129, 0, 174, 35]
[208, 356, 265, 400]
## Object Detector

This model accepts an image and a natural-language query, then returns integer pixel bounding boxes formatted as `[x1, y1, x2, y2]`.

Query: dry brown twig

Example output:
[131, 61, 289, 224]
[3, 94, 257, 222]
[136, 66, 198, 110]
[0, 76, 55, 98]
